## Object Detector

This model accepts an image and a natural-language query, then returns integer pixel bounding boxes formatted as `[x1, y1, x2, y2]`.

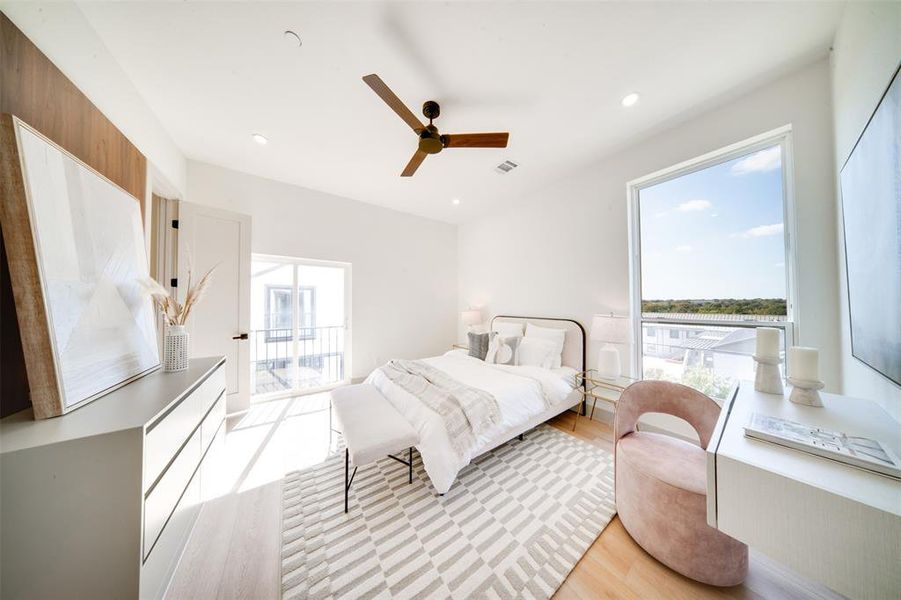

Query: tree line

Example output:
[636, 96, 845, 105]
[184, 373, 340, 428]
[641, 298, 787, 316]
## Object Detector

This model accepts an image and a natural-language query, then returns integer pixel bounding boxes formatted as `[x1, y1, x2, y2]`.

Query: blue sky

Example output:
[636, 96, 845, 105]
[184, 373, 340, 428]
[640, 145, 786, 300]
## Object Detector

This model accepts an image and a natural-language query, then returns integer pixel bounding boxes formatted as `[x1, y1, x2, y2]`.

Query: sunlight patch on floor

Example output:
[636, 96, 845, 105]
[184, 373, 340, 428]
[222, 392, 337, 494]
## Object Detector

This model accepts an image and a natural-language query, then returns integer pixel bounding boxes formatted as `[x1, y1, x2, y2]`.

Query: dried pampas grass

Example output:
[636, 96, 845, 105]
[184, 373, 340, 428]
[139, 265, 215, 327]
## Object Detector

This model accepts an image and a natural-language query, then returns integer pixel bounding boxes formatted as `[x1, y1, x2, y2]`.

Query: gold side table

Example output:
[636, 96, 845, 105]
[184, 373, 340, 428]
[575, 370, 638, 421]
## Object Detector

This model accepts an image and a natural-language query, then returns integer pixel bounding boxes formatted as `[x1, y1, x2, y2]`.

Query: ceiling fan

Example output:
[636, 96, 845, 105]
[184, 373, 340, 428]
[362, 74, 509, 177]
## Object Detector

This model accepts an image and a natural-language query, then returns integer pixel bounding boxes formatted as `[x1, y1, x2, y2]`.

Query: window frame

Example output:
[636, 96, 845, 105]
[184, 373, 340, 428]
[264, 285, 292, 338]
[264, 284, 317, 343]
[626, 125, 799, 388]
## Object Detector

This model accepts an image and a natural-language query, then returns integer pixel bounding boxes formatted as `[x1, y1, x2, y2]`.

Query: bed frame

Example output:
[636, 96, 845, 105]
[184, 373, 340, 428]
[471, 315, 588, 458]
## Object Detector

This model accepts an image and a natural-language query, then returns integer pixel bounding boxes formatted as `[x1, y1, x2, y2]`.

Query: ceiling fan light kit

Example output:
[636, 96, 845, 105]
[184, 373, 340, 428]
[362, 74, 510, 177]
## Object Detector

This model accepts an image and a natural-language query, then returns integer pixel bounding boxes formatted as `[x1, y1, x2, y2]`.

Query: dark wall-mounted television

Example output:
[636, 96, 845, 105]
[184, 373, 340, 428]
[839, 64, 901, 387]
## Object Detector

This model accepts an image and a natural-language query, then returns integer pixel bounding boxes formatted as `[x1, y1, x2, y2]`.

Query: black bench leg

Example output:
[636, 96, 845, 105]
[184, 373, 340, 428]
[408, 447, 413, 484]
[518, 433, 524, 441]
[344, 449, 358, 514]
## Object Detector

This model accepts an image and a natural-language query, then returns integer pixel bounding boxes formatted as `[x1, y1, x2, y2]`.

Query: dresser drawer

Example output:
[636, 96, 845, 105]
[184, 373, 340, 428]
[196, 365, 226, 416]
[144, 365, 225, 489]
[140, 468, 201, 599]
[143, 427, 201, 560]
[201, 422, 226, 502]
[201, 391, 225, 454]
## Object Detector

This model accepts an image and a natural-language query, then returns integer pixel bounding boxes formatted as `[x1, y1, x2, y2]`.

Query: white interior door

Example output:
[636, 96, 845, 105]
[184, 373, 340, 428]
[177, 202, 251, 413]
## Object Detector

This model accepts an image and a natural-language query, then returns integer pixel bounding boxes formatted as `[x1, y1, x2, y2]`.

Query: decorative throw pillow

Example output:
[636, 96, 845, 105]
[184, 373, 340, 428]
[493, 321, 525, 338]
[467, 331, 493, 360]
[516, 336, 559, 369]
[525, 323, 566, 368]
[485, 335, 521, 366]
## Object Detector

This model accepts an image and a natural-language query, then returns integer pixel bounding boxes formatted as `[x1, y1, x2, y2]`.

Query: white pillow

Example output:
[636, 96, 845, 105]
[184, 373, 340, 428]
[516, 337, 559, 369]
[493, 321, 525, 337]
[525, 323, 566, 368]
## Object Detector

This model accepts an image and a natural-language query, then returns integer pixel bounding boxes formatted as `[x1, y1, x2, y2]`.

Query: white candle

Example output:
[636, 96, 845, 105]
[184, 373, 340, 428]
[756, 328, 780, 358]
[790, 347, 819, 381]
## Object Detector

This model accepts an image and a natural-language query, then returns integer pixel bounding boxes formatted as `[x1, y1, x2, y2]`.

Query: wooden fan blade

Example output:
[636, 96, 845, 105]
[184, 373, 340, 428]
[442, 132, 509, 148]
[362, 74, 425, 133]
[401, 150, 427, 177]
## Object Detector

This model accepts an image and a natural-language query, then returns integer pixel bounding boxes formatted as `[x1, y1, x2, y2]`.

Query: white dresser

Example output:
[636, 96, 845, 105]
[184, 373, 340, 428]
[0, 356, 227, 599]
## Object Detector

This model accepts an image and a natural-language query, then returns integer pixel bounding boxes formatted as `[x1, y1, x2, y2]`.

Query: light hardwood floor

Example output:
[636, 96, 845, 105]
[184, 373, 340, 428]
[167, 393, 843, 600]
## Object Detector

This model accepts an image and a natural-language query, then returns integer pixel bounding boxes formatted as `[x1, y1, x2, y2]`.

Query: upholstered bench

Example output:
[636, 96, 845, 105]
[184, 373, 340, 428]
[330, 384, 420, 513]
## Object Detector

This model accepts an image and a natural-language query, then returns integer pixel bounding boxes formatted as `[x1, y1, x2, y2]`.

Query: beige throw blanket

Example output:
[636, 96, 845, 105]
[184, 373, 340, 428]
[381, 359, 501, 458]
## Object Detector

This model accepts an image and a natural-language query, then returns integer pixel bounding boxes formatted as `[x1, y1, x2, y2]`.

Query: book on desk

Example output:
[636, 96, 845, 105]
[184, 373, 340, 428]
[744, 412, 901, 480]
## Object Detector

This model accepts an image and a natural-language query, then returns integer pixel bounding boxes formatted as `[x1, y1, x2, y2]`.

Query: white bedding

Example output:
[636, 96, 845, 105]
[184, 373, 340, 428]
[365, 350, 577, 493]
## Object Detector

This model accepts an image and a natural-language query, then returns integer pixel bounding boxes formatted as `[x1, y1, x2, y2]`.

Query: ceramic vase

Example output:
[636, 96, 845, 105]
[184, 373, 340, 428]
[164, 325, 189, 372]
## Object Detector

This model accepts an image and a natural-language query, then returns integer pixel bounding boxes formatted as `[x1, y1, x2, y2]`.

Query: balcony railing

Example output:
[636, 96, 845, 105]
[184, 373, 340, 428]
[250, 326, 345, 396]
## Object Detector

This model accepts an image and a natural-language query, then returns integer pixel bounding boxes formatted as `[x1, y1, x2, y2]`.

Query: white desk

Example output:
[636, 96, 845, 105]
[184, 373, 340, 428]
[707, 382, 901, 599]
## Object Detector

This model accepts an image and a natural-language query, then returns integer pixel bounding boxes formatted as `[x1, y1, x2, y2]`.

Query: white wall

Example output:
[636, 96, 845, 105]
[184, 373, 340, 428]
[830, 2, 901, 420]
[187, 161, 458, 381]
[0, 1, 187, 197]
[459, 59, 841, 392]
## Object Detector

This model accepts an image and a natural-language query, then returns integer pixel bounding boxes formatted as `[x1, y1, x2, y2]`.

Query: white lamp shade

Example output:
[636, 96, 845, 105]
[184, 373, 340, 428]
[590, 313, 630, 343]
[461, 309, 482, 327]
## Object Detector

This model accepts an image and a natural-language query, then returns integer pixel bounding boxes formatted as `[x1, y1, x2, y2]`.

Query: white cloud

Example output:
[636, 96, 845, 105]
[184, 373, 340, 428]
[677, 199, 712, 212]
[656, 199, 712, 218]
[739, 223, 784, 238]
[675, 244, 693, 253]
[731, 147, 781, 175]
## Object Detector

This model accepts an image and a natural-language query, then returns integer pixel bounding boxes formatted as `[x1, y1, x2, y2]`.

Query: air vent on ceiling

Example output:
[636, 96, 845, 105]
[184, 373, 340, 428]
[494, 160, 519, 174]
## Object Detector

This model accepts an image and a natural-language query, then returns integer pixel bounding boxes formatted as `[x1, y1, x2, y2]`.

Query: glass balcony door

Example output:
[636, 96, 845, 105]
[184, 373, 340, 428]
[250, 256, 350, 399]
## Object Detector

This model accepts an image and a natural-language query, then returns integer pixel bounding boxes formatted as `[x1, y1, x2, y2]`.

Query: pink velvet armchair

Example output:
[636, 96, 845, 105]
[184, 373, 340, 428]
[614, 380, 748, 587]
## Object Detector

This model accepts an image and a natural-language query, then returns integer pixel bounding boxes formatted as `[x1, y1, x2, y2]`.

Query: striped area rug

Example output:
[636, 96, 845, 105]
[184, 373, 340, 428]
[281, 424, 616, 599]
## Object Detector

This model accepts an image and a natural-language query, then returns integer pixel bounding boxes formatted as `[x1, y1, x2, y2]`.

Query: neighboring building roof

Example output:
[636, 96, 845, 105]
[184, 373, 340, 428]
[645, 319, 771, 354]
[712, 327, 758, 351]
[678, 337, 721, 350]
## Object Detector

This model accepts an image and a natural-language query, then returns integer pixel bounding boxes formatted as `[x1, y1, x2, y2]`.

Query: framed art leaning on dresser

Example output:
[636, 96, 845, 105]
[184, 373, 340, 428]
[0, 115, 160, 419]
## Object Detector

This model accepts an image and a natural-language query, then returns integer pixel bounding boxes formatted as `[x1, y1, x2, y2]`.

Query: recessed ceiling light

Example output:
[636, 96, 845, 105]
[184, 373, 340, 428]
[621, 92, 640, 107]
[452, 198, 461, 205]
[284, 30, 302, 47]
[251, 133, 268, 145]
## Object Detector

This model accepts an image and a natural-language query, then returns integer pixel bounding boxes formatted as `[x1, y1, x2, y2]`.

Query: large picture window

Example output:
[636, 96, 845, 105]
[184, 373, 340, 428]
[628, 128, 796, 400]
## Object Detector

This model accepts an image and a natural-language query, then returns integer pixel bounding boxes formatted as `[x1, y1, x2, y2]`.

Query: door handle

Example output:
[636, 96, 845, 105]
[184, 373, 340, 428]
[232, 333, 249, 340]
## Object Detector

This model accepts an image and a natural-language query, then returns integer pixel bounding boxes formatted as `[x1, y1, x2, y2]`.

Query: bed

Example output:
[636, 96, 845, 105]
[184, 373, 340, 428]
[365, 316, 586, 494]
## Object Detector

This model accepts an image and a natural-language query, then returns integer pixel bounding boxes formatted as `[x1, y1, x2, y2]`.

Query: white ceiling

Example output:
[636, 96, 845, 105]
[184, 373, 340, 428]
[75, 1, 845, 224]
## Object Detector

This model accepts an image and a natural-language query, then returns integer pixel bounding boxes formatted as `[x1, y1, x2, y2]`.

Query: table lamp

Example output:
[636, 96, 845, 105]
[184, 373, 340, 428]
[590, 313, 630, 380]
[461, 308, 482, 331]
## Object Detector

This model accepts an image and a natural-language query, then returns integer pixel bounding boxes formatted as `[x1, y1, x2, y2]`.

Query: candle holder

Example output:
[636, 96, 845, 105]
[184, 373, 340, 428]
[753, 354, 784, 395]
[787, 377, 824, 407]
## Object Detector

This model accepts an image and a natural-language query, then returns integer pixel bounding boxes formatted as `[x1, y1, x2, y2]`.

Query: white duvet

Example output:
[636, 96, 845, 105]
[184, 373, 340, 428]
[365, 350, 577, 493]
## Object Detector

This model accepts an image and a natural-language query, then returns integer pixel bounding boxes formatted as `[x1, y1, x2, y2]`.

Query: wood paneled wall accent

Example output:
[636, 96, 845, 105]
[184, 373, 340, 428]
[0, 13, 148, 416]
[0, 115, 64, 419]
[0, 13, 147, 203]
